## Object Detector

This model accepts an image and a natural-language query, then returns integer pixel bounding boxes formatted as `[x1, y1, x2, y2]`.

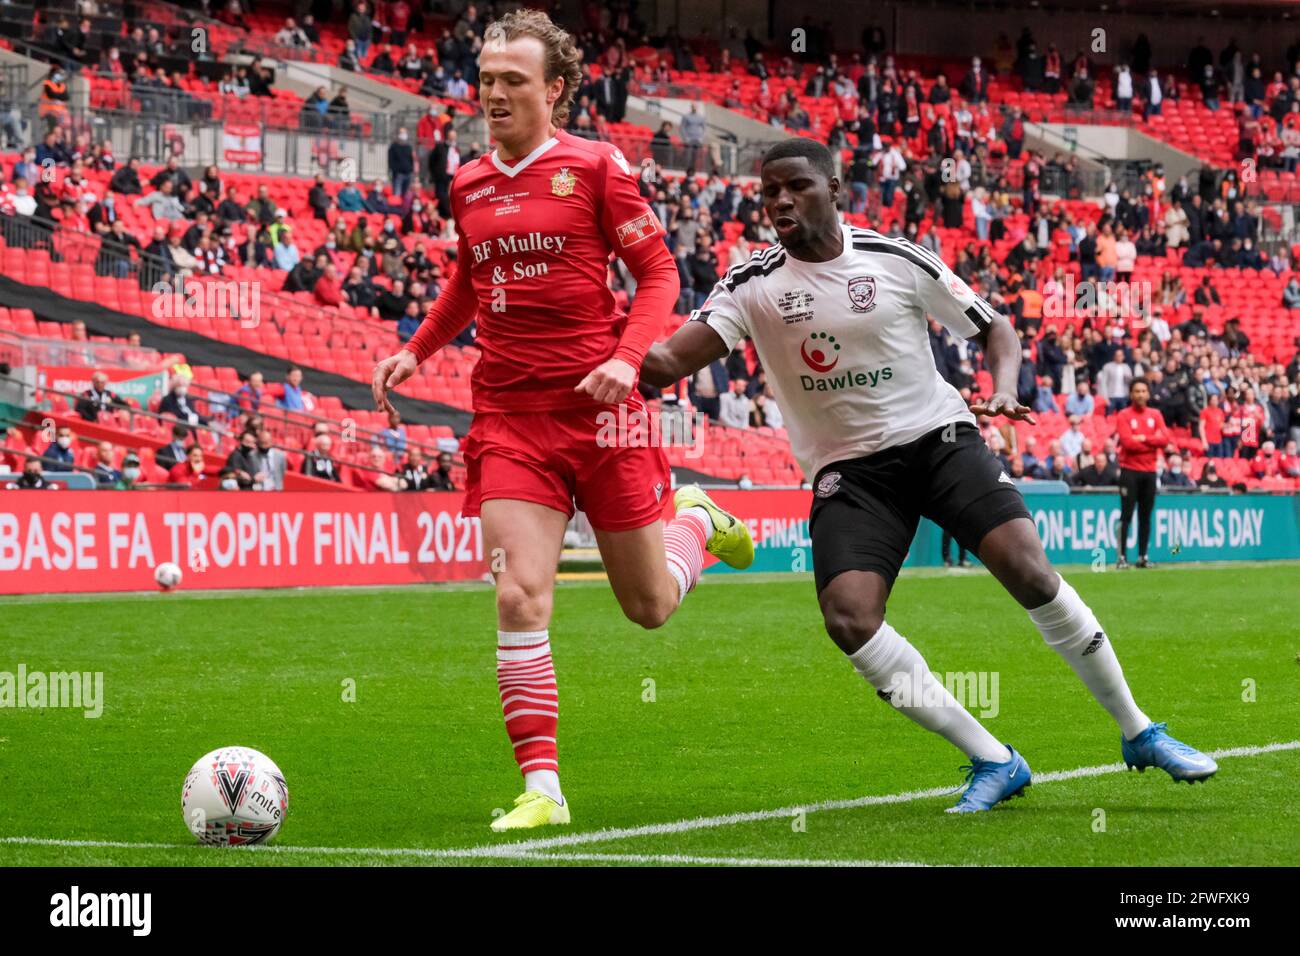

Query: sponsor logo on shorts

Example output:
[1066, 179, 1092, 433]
[816, 472, 841, 498]
[998, 471, 1015, 485]
[847, 275, 877, 313]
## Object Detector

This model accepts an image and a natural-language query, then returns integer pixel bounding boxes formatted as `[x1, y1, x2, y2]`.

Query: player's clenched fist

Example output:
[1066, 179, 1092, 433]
[574, 357, 637, 405]
[372, 348, 419, 415]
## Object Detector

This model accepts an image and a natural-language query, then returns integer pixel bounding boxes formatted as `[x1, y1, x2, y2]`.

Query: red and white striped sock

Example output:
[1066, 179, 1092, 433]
[663, 508, 711, 603]
[497, 629, 561, 801]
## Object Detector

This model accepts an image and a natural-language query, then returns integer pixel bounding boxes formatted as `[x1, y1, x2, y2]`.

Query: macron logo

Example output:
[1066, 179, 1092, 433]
[50, 886, 151, 936]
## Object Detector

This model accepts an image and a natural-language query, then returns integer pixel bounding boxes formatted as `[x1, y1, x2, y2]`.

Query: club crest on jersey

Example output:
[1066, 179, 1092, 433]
[816, 472, 842, 498]
[847, 275, 877, 313]
[551, 167, 576, 196]
[947, 273, 966, 298]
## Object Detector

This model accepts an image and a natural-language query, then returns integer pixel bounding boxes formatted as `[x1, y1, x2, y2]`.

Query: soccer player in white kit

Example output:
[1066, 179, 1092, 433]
[642, 138, 1218, 812]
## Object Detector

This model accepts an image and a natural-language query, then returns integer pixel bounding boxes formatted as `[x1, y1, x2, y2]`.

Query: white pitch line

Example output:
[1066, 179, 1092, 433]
[2, 739, 1296, 864]
[451, 738, 1300, 858]
[503, 851, 932, 867]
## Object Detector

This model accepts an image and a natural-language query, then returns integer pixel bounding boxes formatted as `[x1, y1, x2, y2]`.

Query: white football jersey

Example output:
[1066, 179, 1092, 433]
[693, 224, 1000, 478]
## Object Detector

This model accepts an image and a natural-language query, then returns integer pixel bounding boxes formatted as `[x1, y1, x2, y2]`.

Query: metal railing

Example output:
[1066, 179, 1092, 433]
[0, 328, 169, 371]
[1, 371, 448, 483]
[0, 212, 406, 359]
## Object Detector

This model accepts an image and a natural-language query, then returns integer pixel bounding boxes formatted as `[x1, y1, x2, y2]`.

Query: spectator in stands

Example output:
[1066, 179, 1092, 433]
[275, 18, 311, 48]
[75, 371, 127, 422]
[680, 103, 707, 172]
[224, 430, 261, 490]
[168, 444, 208, 488]
[234, 372, 265, 413]
[351, 444, 402, 491]
[307, 174, 333, 222]
[41, 424, 76, 471]
[1198, 461, 1228, 490]
[1193, 275, 1221, 307]
[113, 452, 144, 490]
[159, 379, 208, 427]
[155, 424, 189, 472]
[314, 261, 343, 309]
[251, 429, 285, 491]
[428, 452, 457, 491]
[87, 441, 119, 485]
[301, 432, 340, 482]
[1161, 453, 1194, 488]
[15, 458, 50, 489]
[380, 410, 407, 457]
[1267, 383, 1291, 447]
[277, 366, 312, 413]
[1098, 348, 1133, 415]
[273, 227, 301, 272]
[719, 378, 753, 429]
[399, 447, 430, 490]
[134, 180, 185, 221]
[1064, 379, 1095, 417]
[109, 158, 142, 196]
[1060, 416, 1086, 461]
[1282, 277, 1300, 310]
[389, 128, 416, 198]
[336, 181, 365, 213]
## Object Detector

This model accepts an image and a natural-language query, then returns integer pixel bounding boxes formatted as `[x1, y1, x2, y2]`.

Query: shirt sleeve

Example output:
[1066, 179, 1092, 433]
[596, 147, 678, 367]
[688, 274, 749, 351]
[904, 237, 998, 339]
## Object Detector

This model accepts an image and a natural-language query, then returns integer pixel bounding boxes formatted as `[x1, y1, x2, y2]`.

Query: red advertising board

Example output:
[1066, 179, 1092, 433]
[0, 491, 488, 593]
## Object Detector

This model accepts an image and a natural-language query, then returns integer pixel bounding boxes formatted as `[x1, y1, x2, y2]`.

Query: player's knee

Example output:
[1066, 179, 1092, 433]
[1005, 555, 1059, 608]
[820, 597, 884, 654]
[495, 580, 552, 630]
[623, 593, 676, 630]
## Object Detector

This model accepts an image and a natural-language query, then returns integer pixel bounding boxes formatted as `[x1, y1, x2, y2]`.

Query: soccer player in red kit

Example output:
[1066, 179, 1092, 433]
[371, 8, 753, 831]
[1114, 378, 1168, 569]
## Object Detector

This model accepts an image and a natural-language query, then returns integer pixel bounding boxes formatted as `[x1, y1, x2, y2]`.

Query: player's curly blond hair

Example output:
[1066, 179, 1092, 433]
[482, 8, 584, 128]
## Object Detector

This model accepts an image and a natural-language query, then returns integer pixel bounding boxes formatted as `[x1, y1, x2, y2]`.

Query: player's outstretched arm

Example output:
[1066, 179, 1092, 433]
[640, 320, 729, 388]
[968, 312, 1036, 423]
[371, 244, 476, 415]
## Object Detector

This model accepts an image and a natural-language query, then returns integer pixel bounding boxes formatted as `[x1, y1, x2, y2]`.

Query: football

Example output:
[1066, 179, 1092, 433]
[181, 746, 289, 846]
[153, 562, 183, 591]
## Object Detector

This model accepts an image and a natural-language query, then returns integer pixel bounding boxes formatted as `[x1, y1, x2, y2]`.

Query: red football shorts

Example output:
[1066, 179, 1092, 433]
[461, 400, 671, 532]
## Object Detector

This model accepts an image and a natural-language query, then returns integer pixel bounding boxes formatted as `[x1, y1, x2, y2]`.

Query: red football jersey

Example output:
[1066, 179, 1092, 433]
[442, 129, 668, 412]
[1115, 404, 1169, 472]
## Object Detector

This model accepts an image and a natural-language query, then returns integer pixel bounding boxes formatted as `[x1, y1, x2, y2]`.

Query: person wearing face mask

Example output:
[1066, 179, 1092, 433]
[15, 457, 50, 489]
[389, 127, 415, 198]
[41, 425, 76, 470]
[109, 451, 142, 488]
[1160, 453, 1194, 489]
[158, 379, 209, 426]
[223, 430, 261, 490]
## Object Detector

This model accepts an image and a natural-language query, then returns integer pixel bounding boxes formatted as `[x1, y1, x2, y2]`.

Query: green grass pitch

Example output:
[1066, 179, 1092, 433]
[1, 563, 1297, 866]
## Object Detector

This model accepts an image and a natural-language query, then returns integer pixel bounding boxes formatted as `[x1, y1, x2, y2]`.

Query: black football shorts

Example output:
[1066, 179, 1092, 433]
[809, 421, 1031, 592]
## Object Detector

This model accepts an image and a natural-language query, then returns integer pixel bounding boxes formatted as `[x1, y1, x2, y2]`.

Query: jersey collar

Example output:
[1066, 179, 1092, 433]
[491, 135, 559, 178]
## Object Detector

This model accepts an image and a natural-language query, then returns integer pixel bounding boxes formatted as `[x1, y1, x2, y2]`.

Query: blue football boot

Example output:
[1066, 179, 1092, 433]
[945, 746, 1032, 813]
[1122, 722, 1218, 783]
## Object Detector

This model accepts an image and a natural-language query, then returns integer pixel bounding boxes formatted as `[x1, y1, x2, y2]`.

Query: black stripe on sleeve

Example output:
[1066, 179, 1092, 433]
[851, 240, 940, 280]
[964, 304, 991, 333]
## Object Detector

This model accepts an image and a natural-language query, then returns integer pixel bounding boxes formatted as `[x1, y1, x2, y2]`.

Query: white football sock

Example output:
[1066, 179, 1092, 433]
[679, 505, 714, 536]
[1028, 574, 1151, 740]
[523, 769, 563, 804]
[848, 621, 1011, 763]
